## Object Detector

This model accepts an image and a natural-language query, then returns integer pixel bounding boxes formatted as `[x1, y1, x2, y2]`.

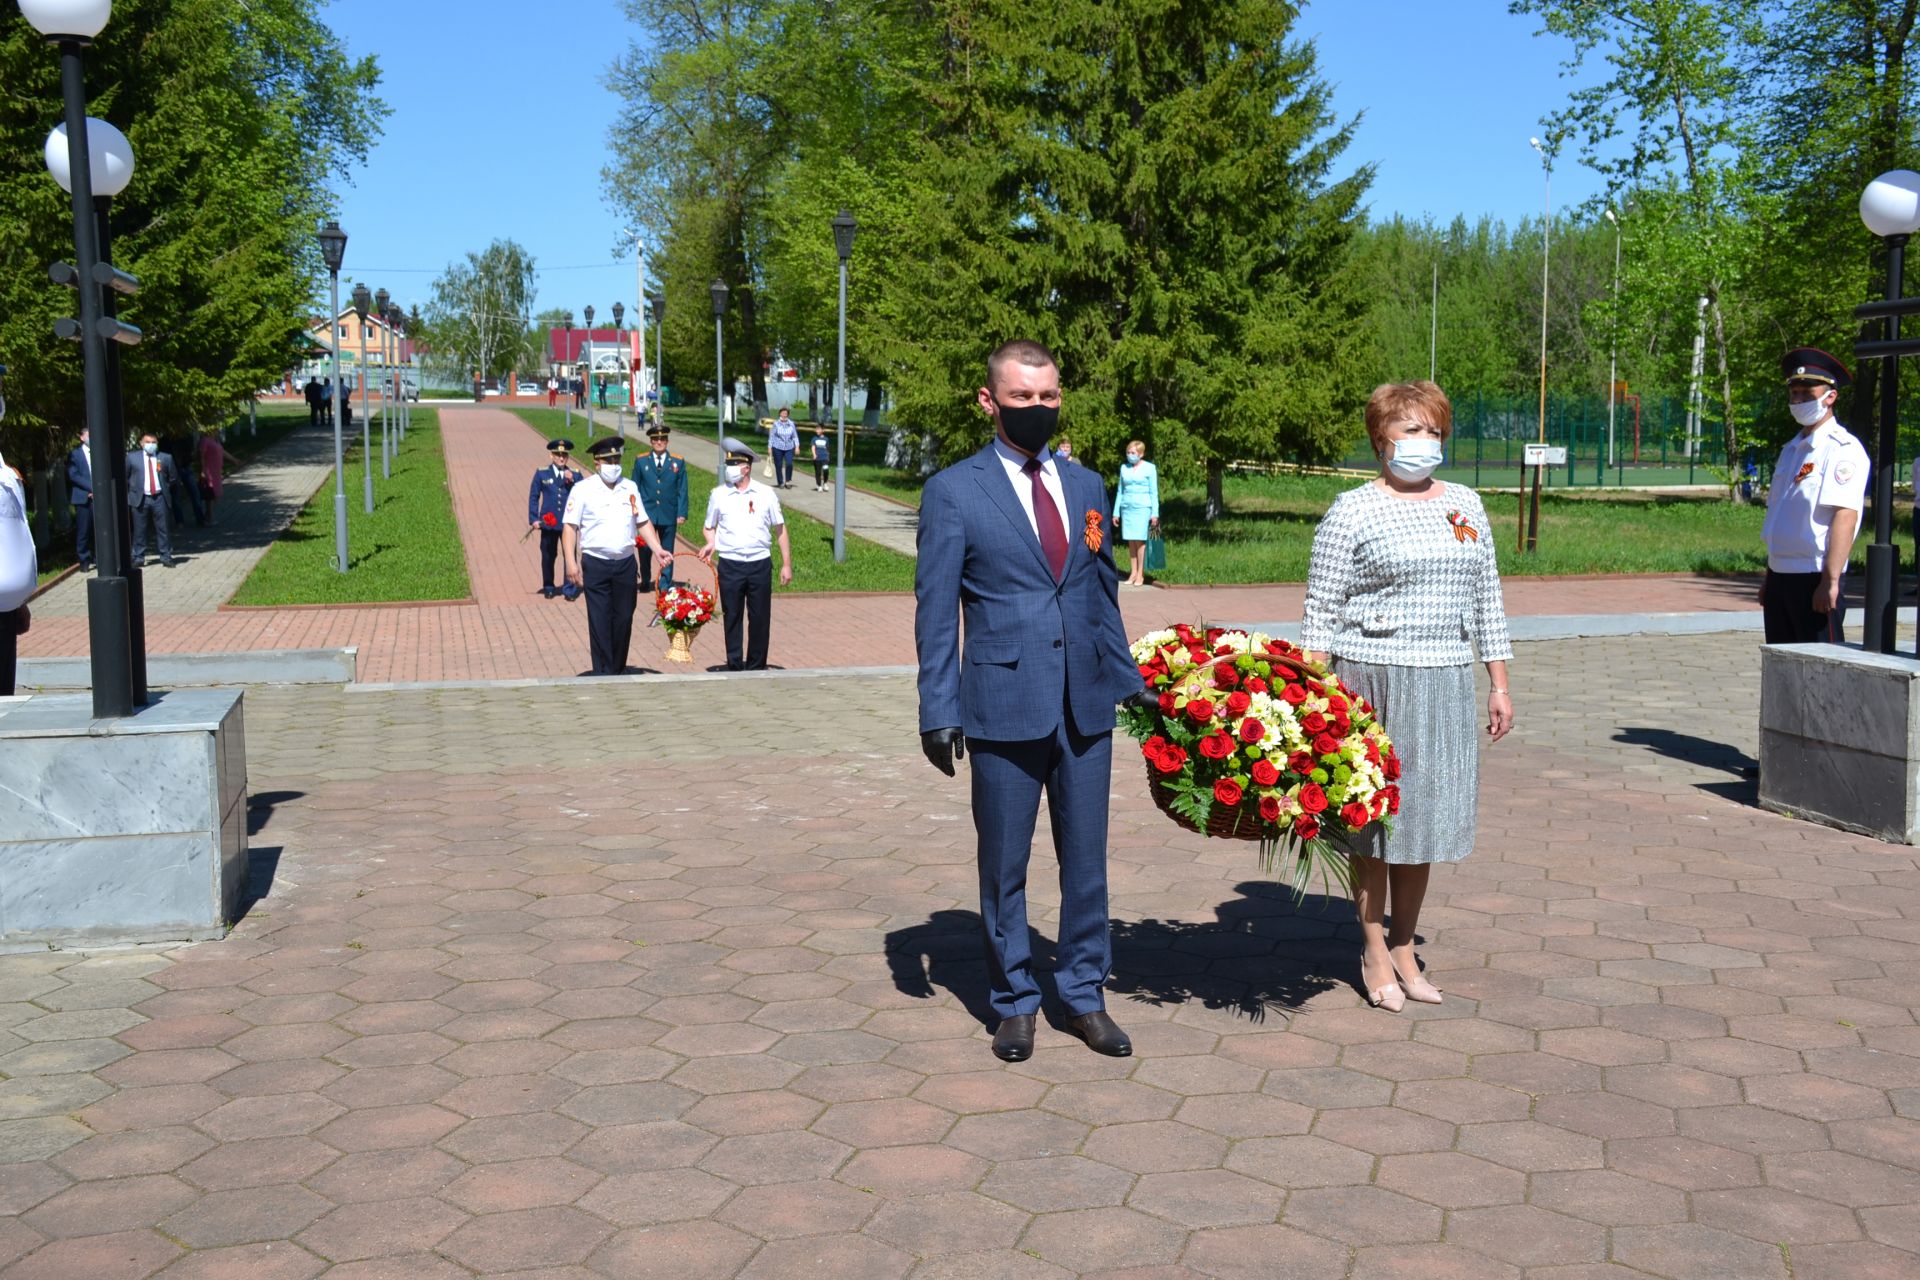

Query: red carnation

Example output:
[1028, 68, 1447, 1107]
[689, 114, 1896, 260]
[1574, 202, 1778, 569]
[1341, 802, 1371, 829]
[1225, 691, 1252, 715]
[1239, 718, 1266, 744]
[1259, 795, 1281, 822]
[1313, 733, 1342, 757]
[542, 512, 558, 528]
[1246, 676, 1269, 694]
[1300, 711, 1328, 735]
[1288, 751, 1315, 775]
[1197, 732, 1235, 760]
[1187, 698, 1216, 723]
[1281, 683, 1309, 706]
[1213, 778, 1243, 806]
[1298, 783, 1328, 814]
[1250, 759, 1279, 787]
[1294, 815, 1320, 840]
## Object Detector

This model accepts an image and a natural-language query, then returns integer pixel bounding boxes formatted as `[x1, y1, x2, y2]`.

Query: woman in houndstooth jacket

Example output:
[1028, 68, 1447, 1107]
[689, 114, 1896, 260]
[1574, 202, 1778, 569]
[1303, 381, 1514, 1013]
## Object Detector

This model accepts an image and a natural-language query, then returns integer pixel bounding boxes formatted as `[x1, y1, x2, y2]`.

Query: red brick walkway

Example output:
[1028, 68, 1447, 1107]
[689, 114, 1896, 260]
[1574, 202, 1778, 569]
[20, 407, 1769, 682]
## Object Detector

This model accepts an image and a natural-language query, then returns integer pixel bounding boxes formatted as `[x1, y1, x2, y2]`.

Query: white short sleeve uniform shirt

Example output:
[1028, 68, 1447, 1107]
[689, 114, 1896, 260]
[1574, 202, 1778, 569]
[704, 482, 784, 562]
[1761, 420, 1870, 573]
[564, 475, 649, 562]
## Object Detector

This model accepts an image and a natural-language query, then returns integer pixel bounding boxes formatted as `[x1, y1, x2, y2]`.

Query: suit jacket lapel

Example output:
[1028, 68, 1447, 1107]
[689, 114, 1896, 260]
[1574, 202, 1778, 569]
[971, 446, 1055, 581]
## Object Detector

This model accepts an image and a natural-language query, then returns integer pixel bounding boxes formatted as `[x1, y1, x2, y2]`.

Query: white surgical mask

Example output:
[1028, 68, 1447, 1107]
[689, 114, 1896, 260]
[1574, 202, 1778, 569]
[726, 464, 748, 485]
[1386, 437, 1444, 482]
[598, 463, 621, 483]
[141, 441, 158, 456]
[1789, 397, 1829, 428]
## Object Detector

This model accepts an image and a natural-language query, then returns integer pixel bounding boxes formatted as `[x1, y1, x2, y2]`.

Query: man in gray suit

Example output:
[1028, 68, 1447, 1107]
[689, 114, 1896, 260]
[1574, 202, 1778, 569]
[126, 432, 177, 568]
[914, 338, 1144, 1063]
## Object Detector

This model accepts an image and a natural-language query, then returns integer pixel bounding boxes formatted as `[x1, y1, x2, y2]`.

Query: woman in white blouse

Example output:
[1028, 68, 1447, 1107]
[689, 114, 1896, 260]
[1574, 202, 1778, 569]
[1302, 381, 1514, 1012]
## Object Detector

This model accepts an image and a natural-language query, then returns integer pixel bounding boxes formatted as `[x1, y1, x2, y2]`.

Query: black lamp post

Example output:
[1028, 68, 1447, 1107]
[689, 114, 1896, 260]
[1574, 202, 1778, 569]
[648, 293, 665, 413]
[374, 286, 391, 479]
[711, 279, 729, 482]
[832, 209, 857, 563]
[27, 0, 143, 716]
[351, 281, 373, 512]
[612, 302, 626, 431]
[317, 220, 349, 574]
[1856, 171, 1920, 655]
[583, 304, 597, 433]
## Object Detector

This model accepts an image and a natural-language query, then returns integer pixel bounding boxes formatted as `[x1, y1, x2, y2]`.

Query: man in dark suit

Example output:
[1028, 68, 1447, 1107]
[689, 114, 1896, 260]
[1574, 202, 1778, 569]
[66, 427, 94, 571]
[914, 338, 1143, 1063]
[126, 432, 177, 567]
[304, 376, 324, 426]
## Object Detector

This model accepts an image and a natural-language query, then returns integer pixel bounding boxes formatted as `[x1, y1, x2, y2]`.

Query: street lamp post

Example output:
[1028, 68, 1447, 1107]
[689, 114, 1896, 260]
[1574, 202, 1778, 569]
[561, 310, 574, 433]
[710, 280, 729, 482]
[1855, 170, 1920, 654]
[1526, 136, 1552, 553]
[28, 0, 142, 716]
[352, 281, 373, 512]
[387, 303, 406, 441]
[375, 286, 391, 480]
[1604, 208, 1621, 474]
[318, 221, 348, 574]
[648, 293, 665, 422]
[612, 301, 626, 437]
[583, 304, 596, 437]
[832, 210, 857, 563]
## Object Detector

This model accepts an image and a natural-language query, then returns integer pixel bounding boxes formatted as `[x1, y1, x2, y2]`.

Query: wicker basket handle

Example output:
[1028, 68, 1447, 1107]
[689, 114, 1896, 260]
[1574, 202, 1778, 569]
[1180, 646, 1330, 697]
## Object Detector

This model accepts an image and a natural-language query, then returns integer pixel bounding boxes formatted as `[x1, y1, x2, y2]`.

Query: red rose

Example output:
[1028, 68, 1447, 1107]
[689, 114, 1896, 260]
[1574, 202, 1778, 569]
[1214, 665, 1240, 690]
[1385, 753, 1402, 781]
[1225, 691, 1252, 715]
[1288, 751, 1315, 775]
[1281, 683, 1309, 706]
[1197, 732, 1235, 760]
[1187, 698, 1216, 723]
[1259, 795, 1281, 821]
[1138, 664, 1157, 682]
[1239, 719, 1266, 744]
[1158, 692, 1178, 715]
[1382, 784, 1400, 814]
[542, 512, 558, 528]
[1313, 734, 1342, 757]
[1364, 740, 1381, 765]
[1298, 783, 1328, 814]
[1214, 778, 1243, 806]
[1328, 695, 1348, 712]
[1266, 640, 1286, 655]
[1330, 714, 1351, 737]
[1341, 802, 1371, 829]
[1250, 759, 1279, 787]
[1152, 745, 1187, 774]
[1300, 711, 1328, 735]
[1142, 735, 1168, 758]
[1294, 815, 1320, 840]
[1246, 677, 1269, 694]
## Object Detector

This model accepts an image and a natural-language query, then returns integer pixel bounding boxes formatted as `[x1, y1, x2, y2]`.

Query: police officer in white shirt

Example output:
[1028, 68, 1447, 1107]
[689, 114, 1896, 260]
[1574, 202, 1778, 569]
[563, 437, 674, 675]
[693, 437, 792, 671]
[1760, 347, 1870, 644]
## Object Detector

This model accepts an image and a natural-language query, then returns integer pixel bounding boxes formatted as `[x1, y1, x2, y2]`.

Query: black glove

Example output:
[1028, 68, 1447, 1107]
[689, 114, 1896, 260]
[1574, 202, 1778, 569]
[921, 727, 966, 776]
[1120, 689, 1159, 711]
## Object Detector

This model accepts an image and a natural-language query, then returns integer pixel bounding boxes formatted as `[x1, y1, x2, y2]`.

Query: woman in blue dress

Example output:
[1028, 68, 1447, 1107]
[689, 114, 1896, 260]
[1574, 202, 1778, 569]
[1112, 439, 1159, 585]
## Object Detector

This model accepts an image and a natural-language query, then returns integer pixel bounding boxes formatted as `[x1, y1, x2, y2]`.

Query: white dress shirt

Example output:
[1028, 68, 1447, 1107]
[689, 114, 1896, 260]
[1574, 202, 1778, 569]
[1760, 419, 1870, 573]
[703, 481, 784, 561]
[992, 437, 1069, 546]
[563, 474, 649, 561]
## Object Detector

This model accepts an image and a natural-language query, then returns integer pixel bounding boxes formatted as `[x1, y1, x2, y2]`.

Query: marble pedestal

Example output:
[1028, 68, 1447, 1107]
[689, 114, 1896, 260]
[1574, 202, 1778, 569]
[0, 689, 248, 950]
[1759, 644, 1919, 845]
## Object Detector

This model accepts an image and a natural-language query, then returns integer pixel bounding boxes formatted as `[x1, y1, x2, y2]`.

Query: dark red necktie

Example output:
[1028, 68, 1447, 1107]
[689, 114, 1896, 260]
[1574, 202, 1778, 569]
[1024, 458, 1067, 580]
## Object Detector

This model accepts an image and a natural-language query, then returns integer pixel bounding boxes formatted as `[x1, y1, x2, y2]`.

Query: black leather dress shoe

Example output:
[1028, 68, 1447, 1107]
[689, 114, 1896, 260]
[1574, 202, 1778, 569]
[992, 1014, 1036, 1062]
[1066, 1010, 1132, 1056]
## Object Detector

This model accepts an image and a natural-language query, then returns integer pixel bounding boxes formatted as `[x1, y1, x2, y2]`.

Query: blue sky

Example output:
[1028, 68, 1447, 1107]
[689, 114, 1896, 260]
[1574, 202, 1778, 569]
[322, 0, 1606, 319]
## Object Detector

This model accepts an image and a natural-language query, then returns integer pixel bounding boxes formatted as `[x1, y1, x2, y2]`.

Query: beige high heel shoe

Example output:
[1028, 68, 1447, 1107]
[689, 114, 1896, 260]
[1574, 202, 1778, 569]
[1392, 957, 1443, 1005]
[1362, 957, 1404, 1012]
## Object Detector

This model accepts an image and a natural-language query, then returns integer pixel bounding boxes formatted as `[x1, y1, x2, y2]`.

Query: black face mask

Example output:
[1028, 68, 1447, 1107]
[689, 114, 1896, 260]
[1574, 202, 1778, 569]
[995, 400, 1059, 455]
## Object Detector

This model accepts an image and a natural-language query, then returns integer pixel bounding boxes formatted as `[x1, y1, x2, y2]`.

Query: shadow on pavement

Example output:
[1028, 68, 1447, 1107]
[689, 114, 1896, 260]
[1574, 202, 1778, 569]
[885, 882, 1352, 1030]
[1614, 726, 1755, 775]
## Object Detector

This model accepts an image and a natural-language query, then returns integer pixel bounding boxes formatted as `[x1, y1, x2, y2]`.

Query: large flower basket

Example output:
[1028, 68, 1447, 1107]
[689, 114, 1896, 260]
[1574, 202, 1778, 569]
[1121, 625, 1401, 898]
[656, 555, 719, 665]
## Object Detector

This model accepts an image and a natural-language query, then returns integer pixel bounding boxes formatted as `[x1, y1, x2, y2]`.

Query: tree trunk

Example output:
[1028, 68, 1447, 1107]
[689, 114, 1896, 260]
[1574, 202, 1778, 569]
[1205, 458, 1225, 523]
[863, 374, 885, 428]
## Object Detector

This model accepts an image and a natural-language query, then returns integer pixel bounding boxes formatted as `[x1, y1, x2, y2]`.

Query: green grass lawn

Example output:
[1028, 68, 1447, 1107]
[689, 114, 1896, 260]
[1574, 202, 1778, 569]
[510, 407, 917, 593]
[825, 461, 1879, 583]
[228, 409, 472, 605]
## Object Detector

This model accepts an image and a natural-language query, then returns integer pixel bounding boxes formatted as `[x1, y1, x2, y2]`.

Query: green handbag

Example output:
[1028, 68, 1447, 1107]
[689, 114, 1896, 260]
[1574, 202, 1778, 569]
[1144, 535, 1167, 572]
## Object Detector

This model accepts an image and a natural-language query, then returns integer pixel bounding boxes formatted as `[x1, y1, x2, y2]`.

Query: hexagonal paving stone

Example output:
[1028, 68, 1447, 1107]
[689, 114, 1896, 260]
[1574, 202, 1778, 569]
[436, 1205, 612, 1271]
[837, 1144, 989, 1198]
[1611, 1223, 1790, 1280]
[715, 1179, 879, 1239]
[303, 1148, 467, 1204]
[1442, 1203, 1607, 1267]
[1282, 1185, 1442, 1246]
[1529, 1169, 1689, 1226]
[1079, 1120, 1227, 1174]
[813, 1098, 956, 1147]
[588, 1219, 759, 1279]
[1224, 1135, 1374, 1189]
[160, 1184, 332, 1248]
[1180, 1222, 1351, 1280]
[439, 1111, 588, 1163]
[700, 1130, 852, 1185]
[1374, 1152, 1525, 1209]
[978, 1156, 1134, 1212]
[25, 1174, 198, 1238]
[579, 1168, 739, 1226]
[946, 1110, 1090, 1162]
[569, 1121, 719, 1175]
[736, 1232, 913, 1280]
[441, 1155, 602, 1213]
[1128, 1169, 1280, 1228]
[1018, 1206, 1187, 1272]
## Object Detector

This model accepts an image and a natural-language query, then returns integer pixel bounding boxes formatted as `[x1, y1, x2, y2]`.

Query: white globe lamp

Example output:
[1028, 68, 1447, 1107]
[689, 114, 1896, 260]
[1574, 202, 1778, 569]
[18, 0, 113, 39]
[1860, 169, 1920, 238]
[44, 119, 134, 197]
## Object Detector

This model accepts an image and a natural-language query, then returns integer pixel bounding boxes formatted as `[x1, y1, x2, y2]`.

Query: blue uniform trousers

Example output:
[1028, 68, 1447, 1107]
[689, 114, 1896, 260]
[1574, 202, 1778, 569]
[582, 553, 638, 675]
[969, 707, 1115, 1020]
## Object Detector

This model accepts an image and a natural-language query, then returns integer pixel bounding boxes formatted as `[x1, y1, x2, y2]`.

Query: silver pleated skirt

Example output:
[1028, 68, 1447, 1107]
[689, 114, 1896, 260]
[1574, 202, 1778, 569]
[1329, 658, 1477, 865]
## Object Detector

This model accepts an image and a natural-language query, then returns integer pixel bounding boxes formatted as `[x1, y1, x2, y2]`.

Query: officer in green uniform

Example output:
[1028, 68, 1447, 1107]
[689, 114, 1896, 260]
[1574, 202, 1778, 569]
[631, 423, 689, 592]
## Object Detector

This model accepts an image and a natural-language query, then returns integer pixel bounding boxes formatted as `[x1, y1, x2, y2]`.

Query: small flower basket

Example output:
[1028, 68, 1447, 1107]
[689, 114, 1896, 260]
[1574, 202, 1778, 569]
[1121, 624, 1401, 898]
[655, 556, 718, 665]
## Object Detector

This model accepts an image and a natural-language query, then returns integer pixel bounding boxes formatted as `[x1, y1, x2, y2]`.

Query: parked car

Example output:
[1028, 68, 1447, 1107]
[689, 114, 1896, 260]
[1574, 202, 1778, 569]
[516, 381, 540, 397]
